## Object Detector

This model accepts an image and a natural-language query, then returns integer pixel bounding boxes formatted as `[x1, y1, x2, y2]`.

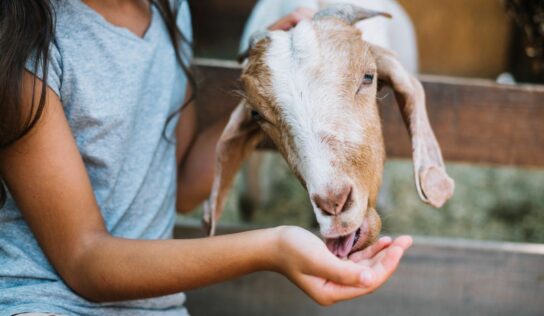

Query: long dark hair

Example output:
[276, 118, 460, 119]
[0, 0, 196, 206]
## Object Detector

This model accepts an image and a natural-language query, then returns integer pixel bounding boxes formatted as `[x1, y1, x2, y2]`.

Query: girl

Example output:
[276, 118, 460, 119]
[0, 1, 412, 315]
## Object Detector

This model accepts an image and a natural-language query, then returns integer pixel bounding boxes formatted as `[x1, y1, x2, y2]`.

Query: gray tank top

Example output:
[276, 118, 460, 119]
[0, 1, 192, 315]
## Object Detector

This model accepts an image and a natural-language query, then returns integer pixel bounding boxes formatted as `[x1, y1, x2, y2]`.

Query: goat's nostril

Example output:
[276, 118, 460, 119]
[312, 185, 352, 216]
[341, 188, 353, 213]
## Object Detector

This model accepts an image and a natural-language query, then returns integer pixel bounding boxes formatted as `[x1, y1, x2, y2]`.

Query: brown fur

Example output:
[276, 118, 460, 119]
[241, 18, 386, 241]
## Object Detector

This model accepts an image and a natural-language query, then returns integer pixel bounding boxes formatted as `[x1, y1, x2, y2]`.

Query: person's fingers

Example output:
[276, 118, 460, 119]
[291, 274, 330, 305]
[350, 235, 412, 264]
[369, 246, 405, 282]
[297, 239, 410, 305]
[267, 7, 316, 31]
[381, 247, 404, 284]
[308, 247, 406, 304]
[320, 280, 373, 302]
[305, 235, 412, 287]
[290, 11, 305, 23]
[353, 244, 407, 283]
[305, 250, 375, 287]
[268, 16, 297, 31]
[392, 235, 413, 251]
[296, 273, 372, 306]
[349, 236, 392, 262]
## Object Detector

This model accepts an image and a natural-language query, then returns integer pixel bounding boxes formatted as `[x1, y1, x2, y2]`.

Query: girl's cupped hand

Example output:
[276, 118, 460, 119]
[271, 226, 412, 306]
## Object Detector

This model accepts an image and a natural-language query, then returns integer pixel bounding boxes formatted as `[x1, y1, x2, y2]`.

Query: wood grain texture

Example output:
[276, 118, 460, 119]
[175, 223, 544, 316]
[194, 58, 544, 167]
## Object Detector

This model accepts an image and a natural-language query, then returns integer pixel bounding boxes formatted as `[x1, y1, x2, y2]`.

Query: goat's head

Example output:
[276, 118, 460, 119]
[204, 4, 455, 258]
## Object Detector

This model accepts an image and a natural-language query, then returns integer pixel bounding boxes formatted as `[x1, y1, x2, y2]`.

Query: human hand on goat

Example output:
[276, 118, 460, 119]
[267, 7, 316, 31]
[271, 226, 412, 306]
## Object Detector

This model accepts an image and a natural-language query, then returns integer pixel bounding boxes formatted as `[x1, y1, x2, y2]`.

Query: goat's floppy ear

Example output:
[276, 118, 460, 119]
[314, 4, 392, 24]
[203, 101, 264, 236]
[370, 45, 455, 208]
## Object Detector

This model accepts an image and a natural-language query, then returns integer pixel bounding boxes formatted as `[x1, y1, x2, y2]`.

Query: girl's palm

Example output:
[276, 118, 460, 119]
[277, 227, 412, 306]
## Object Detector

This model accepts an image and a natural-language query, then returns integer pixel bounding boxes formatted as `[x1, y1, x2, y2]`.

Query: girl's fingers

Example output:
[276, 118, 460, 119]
[350, 235, 413, 264]
[309, 252, 376, 287]
[267, 7, 317, 31]
[296, 272, 373, 306]
[307, 236, 412, 287]
[392, 235, 413, 251]
[369, 246, 405, 278]
[294, 235, 412, 305]
[312, 245, 407, 304]
[349, 236, 392, 262]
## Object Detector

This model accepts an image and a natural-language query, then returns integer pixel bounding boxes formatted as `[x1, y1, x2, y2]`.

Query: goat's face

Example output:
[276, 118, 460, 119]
[241, 19, 385, 257]
[205, 5, 454, 259]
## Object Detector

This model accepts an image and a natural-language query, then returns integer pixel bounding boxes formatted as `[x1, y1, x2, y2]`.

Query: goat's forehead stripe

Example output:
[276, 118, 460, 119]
[264, 20, 368, 191]
[266, 22, 328, 185]
[265, 21, 322, 121]
[267, 21, 319, 65]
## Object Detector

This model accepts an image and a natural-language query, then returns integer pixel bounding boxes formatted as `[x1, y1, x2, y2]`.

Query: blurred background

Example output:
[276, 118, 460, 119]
[180, 0, 544, 244]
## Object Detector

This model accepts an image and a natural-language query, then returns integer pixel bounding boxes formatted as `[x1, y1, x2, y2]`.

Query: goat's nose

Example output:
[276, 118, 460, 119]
[312, 185, 352, 216]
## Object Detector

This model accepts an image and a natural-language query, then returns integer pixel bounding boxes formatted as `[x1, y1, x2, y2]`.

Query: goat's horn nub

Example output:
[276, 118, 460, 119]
[313, 4, 392, 25]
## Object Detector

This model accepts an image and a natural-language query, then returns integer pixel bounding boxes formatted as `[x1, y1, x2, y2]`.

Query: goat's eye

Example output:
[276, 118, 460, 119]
[251, 109, 263, 122]
[362, 73, 374, 85]
[356, 72, 375, 94]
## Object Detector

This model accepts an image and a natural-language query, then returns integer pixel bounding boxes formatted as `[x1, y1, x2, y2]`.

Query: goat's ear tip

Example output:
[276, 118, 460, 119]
[419, 166, 455, 208]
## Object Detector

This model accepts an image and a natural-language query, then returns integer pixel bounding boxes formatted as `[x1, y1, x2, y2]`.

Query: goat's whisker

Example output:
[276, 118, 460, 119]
[376, 91, 390, 101]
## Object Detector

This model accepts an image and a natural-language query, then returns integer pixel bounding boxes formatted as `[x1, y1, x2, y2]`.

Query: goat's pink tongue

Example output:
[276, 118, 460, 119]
[326, 232, 356, 259]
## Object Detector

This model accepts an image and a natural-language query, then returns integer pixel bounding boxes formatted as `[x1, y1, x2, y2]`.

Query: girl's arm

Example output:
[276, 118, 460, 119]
[175, 95, 229, 213]
[0, 73, 411, 305]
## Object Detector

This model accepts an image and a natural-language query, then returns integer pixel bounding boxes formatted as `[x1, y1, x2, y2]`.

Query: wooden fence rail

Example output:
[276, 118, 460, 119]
[194, 58, 544, 167]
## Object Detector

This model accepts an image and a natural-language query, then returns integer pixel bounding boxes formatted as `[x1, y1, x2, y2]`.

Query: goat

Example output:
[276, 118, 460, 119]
[204, 4, 455, 259]
[238, 0, 418, 219]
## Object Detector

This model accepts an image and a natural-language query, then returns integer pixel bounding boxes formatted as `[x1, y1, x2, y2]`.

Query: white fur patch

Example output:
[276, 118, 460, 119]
[265, 21, 366, 235]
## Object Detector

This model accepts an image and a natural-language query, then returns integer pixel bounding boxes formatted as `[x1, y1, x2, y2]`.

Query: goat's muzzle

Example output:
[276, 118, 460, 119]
[325, 207, 381, 259]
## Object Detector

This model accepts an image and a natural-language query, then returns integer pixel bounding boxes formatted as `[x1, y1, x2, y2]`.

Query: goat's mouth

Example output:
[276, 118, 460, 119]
[325, 221, 370, 259]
